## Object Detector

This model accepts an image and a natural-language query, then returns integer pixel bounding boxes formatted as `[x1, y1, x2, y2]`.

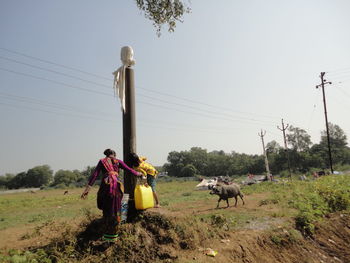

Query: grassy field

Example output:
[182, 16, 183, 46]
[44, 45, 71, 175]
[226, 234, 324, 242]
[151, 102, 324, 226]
[1, 174, 350, 262]
[0, 188, 98, 230]
[0, 180, 215, 231]
[1, 174, 349, 232]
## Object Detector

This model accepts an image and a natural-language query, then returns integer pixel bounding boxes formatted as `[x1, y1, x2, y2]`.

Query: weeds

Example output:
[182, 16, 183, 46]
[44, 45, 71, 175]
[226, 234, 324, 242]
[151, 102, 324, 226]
[269, 228, 303, 247]
[259, 198, 279, 206]
[1, 175, 350, 261]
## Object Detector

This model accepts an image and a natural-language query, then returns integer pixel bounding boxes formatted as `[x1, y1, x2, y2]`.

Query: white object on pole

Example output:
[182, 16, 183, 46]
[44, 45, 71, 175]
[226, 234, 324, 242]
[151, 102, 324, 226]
[113, 46, 136, 112]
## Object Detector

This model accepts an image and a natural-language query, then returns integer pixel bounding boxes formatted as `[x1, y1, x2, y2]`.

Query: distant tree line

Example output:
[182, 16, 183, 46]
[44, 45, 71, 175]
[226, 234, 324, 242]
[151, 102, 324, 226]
[163, 123, 350, 177]
[0, 165, 95, 190]
[2, 123, 349, 188]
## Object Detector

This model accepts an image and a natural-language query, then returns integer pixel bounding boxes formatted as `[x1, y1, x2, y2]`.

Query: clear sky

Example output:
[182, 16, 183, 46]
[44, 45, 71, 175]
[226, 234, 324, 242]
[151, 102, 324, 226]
[1, 0, 350, 175]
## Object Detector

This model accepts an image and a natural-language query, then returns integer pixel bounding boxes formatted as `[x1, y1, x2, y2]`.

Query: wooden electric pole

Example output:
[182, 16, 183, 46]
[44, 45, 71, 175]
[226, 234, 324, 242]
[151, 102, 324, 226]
[316, 72, 333, 174]
[258, 129, 271, 180]
[113, 46, 138, 220]
[123, 67, 137, 198]
[277, 119, 292, 179]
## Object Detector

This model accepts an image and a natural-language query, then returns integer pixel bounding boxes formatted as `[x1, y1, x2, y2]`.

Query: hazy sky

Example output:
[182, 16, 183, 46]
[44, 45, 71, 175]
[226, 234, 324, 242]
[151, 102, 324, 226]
[1, 0, 350, 175]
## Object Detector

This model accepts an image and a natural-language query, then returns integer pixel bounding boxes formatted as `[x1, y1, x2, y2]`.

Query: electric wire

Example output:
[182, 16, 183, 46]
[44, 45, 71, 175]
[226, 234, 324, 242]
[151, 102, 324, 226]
[137, 100, 276, 127]
[0, 101, 246, 135]
[0, 47, 279, 119]
[0, 67, 111, 97]
[0, 67, 277, 126]
[0, 47, 111, 81]
[0, 92, 258, 133]
[1, 48, 331, 150]
[0, 101, 118, 123]
[0, 62, 277, 124]
[0, 55, 112, 89]
[0, 58, 276, 124]
[0, 92, 116, 117]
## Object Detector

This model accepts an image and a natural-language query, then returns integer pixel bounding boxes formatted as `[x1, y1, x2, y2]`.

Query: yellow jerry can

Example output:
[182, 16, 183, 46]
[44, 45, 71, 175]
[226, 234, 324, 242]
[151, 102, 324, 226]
[134, 184, 154, 210]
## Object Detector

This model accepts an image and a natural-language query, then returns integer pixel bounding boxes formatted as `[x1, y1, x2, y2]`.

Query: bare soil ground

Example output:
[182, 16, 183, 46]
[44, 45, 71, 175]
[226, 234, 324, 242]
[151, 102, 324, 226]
[2, 191, 350, 263]
[177, 213, 350, 263]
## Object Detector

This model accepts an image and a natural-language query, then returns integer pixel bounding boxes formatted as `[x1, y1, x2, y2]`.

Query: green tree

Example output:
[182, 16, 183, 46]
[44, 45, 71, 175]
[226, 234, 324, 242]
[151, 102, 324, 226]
[180, 164, 197, 177]
[266, 140, 282, 154]
[309, 143, 327, 169]
[52, 170, 79, 187]
[0, 173, 15, 189]
[317, 123, 349, 166]
[287, 125, 312, 152]
[136, 0, 191, 36]
[206, 151, 231, 177]
[228, 153, 265, 175]
[320, 123, 347, 148]
[7, 172, 27, 189]
[164, 151, 185, 176]
[185, 147, 208, 175]
[26, 165, 53, 187]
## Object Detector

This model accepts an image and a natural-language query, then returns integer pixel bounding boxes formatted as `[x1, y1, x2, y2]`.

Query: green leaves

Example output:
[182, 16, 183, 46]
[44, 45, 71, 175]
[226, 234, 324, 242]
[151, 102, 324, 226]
[135, 0, 191, 36]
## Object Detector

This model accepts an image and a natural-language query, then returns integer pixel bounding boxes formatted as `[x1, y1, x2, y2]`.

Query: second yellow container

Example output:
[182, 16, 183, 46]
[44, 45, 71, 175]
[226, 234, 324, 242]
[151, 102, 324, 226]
[134, 184, 154, 210]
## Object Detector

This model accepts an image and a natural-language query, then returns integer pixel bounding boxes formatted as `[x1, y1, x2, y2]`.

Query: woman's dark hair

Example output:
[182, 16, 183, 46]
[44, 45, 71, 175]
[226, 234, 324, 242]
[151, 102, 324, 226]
[103, 149, 114, 157]
[129, 153, 140, 167]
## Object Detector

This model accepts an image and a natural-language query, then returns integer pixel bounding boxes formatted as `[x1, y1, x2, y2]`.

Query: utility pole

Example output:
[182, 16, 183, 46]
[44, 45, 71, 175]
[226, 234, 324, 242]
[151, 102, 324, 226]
[277, 119, 292, 179]
[258, 129, 271, 180]
[123, 66, 137, 198]
[316, 72, 333, 174]
[113, 46, 137, 220]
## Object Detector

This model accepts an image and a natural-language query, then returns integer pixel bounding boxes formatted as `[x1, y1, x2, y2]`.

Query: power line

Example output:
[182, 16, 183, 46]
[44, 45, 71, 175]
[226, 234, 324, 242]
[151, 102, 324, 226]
[0, 55, 112, 89]
[0, 67, 277, 126]
[0, 100, 248, 136]
[326, 66, 350, 74]
[137, 100, 276, 127]
[0, 59, 278, 124]
[0, 101, 118, 123]
[0, 47, 111, 81]
[0, 91, 269, 134]
[327, 75, 350, 83]
[136, 118, 236, 133]
[0, 67, 112, 96]
[0, 47, 279, 119]
[327, 72, 350, 79]
[0, 48, 313, 147]
[137, 86, 279, 120]
[0, 92, 116, 117]
[0, 56, 276, 124]
[138, 93, 276, 125]
[336, 78, 350, 84]
[334, 85, 350, 99]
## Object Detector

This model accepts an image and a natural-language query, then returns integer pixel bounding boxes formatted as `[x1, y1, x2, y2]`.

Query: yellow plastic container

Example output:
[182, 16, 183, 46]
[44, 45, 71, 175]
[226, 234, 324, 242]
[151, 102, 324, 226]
[134, 184, 154, 210]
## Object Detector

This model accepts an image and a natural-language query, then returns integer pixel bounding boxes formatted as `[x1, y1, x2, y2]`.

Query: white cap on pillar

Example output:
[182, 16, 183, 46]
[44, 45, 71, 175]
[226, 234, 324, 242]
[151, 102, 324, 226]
[121, 46, 136, 67]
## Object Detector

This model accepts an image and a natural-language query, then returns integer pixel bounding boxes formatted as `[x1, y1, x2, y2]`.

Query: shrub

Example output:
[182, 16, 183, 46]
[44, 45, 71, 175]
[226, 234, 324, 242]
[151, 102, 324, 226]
[295, 211, 316, 236]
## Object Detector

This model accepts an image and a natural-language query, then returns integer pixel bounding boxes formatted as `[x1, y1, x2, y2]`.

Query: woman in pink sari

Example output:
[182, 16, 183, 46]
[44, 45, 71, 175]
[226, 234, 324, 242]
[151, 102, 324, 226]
[81, 149, 140, 242]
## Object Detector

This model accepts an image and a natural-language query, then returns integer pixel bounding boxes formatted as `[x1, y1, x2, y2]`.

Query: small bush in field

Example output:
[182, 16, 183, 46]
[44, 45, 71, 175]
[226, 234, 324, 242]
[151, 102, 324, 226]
[290, 175, 350, 235]
[315, 178, 350, 212]
[210, 214, 227, 228]
[295, 212, 316, 236]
